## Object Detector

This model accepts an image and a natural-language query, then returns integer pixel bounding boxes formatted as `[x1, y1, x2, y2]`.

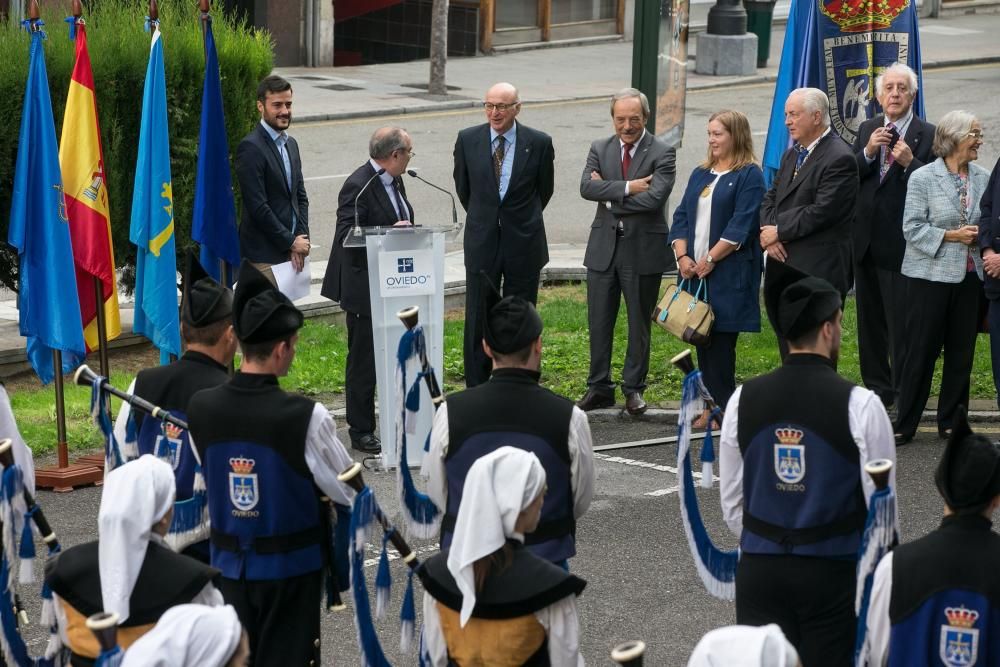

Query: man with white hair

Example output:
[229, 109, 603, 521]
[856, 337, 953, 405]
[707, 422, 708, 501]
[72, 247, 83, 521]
[852, 63, 935, 414]
[760, 87, 859, 354]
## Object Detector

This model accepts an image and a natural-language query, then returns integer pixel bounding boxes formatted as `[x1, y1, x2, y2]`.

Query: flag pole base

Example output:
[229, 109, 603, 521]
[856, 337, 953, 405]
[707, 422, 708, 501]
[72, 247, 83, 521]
[35, 463, 103, 493]
[74, 453, 106, 471]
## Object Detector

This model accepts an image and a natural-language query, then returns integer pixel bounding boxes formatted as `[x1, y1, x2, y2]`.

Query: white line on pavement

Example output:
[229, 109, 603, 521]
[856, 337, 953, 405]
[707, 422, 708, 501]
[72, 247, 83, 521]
[304, 173, 351, 182]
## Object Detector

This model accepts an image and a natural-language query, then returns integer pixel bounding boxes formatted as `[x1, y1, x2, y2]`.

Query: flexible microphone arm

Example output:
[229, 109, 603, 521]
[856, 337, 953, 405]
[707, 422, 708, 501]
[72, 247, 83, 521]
[407, 169, 458, 227]
[347, 167, 387, 246]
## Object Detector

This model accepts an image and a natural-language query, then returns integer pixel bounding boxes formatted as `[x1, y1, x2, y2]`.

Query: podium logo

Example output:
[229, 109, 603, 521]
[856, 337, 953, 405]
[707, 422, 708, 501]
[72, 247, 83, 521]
[398, 257, 414, 273]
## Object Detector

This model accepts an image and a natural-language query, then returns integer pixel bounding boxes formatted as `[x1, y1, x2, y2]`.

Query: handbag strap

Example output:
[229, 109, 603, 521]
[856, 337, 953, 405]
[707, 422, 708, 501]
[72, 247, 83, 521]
[693, 278, 708, 303]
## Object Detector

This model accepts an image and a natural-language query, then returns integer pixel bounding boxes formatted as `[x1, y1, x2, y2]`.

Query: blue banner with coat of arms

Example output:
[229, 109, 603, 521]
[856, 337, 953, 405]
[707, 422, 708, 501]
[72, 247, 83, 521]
[762, 0, 925, 186]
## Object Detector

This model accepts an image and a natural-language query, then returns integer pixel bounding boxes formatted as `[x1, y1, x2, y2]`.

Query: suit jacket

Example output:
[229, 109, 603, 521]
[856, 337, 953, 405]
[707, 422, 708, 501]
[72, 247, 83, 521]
[453, 122, 554, 274]
[580, 131, 675, 275]
[235, 123, 310, 265]
[901, 157, 988, 284]
[978, 156, 1000, 299]
[668, 164, 765, 332]
[320, 162, 414, 317]
[760, 131, 859, 294]
[852, 114, 935, 271]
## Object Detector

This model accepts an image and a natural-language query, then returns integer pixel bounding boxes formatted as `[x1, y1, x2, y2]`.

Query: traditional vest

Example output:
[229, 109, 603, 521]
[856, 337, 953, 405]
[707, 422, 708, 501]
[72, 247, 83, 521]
[736, 354, 866, 558]
[443, 368, 576, 562]
[44, 540, 219, 667]
[887, 515, 1000, 666]
[418, 541, 587, 666]
[133, 351, 230, 553]
[188, 372, 324, 581]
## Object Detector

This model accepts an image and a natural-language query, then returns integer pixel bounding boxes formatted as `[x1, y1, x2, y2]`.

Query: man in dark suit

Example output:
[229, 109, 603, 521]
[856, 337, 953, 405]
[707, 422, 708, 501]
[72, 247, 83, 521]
[852, 64, 934, 410]
[760, 87, 859, 353]
[577, 88, 675, 415]
[320, 127, 414, 454]
[453, 82, 555, 387]
[236, 75, 310, 284]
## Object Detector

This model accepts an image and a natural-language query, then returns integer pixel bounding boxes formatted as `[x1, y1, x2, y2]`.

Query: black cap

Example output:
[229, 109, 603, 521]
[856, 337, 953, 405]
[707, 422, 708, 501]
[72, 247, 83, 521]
[181, 250, 233, 328]
[232, 260, 304, 344]
[483, 296, 543, 354]
[935, 406, 1000, 511]
[764, 261, 842, 340]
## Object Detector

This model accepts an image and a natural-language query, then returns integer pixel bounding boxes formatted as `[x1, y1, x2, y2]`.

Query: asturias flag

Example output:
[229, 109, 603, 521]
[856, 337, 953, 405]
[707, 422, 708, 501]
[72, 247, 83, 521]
[60, 19, 122, 353]
[192, 15, 240, 285]
[8, 28, 86, 384]
[762, 0, 925, 185]
[130, 23, 180, 363]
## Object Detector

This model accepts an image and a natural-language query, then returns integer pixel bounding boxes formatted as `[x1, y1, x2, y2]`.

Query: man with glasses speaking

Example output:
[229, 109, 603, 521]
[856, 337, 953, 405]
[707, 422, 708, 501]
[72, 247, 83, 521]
[454, 82, 555, 387]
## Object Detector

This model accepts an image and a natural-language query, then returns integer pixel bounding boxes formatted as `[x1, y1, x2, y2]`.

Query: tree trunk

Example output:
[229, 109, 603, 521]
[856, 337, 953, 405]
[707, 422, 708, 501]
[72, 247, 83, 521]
[428, 0, 448, 96]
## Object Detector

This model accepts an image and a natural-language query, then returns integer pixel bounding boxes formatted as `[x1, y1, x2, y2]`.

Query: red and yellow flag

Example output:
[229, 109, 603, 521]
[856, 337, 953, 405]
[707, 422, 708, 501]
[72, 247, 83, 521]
[59, 21, 121, 352]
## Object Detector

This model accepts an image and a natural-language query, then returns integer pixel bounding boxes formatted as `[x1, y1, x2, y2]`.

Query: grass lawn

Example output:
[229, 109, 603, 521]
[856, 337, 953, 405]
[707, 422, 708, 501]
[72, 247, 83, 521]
[7, 281, 996, 456]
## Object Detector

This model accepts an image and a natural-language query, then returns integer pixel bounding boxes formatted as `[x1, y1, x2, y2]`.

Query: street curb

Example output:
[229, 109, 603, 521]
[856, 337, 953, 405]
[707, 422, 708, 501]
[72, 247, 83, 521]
[580, 407, 1000, 424]
[294, 55, 1000, 125]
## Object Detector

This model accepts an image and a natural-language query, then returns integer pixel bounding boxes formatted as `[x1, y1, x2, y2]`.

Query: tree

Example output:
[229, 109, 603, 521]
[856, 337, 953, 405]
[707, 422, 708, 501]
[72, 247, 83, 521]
[428, 0, 448, 96]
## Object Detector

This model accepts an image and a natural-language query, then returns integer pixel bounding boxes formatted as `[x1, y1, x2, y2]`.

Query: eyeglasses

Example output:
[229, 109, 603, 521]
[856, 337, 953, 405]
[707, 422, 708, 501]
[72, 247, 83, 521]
[967, 131, 985, 140]
[395, 148, 415, 158]
[483, 102, 518, 112]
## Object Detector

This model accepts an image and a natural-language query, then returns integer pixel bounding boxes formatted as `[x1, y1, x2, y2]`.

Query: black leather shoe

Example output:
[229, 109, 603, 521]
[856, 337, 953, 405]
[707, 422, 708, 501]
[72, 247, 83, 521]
[625, 392, 647, 416]
[351, 433, 381, 454]
[938, 427, 952, 440]
[894, 433, 911, 447]
[576, 389, 614, 412]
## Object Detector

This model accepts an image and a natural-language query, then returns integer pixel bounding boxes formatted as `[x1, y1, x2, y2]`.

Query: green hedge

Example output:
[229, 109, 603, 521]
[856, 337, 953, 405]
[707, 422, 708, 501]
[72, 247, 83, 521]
[0, 0, 273, 293]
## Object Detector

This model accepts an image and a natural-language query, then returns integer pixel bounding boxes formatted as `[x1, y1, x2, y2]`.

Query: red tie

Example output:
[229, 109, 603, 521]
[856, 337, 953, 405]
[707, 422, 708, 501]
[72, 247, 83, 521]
[622, 143, 633, 179]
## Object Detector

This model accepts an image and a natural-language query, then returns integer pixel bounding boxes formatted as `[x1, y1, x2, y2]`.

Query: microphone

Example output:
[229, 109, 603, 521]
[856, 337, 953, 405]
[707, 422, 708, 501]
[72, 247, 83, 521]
[346, 167, 386, 247]
[407, 169, 458, 227]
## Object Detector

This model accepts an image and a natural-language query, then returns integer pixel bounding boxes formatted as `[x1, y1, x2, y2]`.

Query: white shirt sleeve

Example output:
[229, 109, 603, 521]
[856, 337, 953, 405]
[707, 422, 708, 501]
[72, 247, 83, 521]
[425, 403, 450, 512]
[112, 379, 136, 456]
[568, 407, 595, 520]
[303, 403, 356, 506]
[535, 595, 585, 666]
[865, 552, 894, 667]
[190, 581, 225, 607]
[719, 386, 745, 538]
[0, 386, 35, 497]
[848, 387, 898, 511]
[421, 592, 449, 667]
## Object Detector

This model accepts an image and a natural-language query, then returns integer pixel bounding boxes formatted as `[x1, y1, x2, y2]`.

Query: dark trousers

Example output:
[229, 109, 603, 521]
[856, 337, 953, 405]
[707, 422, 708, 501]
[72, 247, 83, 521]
[220, 570, 323, 667]
[585, 248, 662, 396]
[736, 553, 856, 667]
[894, 272, 981, 438]
[345, 311, 376, 439]
[988, 299, 1000, 410]
[463, 263, 540, 388]
[855, 254, 908, 406]
[696, 331, 739, 410]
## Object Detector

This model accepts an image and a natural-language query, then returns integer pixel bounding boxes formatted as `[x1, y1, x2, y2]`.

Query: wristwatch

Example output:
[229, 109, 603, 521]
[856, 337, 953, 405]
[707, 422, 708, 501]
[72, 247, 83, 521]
[706, 254, 715, 265]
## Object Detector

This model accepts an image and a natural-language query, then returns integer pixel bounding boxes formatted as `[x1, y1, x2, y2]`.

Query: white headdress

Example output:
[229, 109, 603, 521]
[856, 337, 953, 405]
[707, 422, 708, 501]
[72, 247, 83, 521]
[687, 624, 800, 667]
[121, 604, 243, 667]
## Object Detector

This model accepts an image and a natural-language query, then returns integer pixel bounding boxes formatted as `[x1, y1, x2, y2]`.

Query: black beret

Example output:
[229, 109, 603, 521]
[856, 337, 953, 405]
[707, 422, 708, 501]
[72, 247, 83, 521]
[483, 296, 543, 354]
[232, 260, 303, 344]
[936, 405, 1000, 510]
[181, 250, 233, 328]
[763, 261, 841, 340]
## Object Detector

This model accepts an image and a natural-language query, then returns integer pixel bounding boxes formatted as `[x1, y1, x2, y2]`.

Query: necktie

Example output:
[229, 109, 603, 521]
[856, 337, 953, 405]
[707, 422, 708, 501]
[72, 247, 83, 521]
[622, 142, 634, 179]
[880, 122, 897, 182]
[391, 178, 408, 221]
[792, 145, 809, 180]
[493, 135, 506, 185]
[276, 134, 297, 233]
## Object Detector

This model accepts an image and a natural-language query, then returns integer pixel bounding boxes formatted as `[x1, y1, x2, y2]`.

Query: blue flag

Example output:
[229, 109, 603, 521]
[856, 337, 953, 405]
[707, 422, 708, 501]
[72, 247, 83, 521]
[762, 0, 925, 186]
[192, 17, 239, 285]
[8, 29, 86, 384]
[130, 24, 180, 364]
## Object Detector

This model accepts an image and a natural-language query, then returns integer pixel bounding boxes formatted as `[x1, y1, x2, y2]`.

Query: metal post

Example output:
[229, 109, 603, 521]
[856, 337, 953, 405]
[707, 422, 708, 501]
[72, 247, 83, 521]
[707, 0, 748, 35]
[53, 351, 69, 469]
[630, 0, 660, 131]
[94, 277, 110, 378]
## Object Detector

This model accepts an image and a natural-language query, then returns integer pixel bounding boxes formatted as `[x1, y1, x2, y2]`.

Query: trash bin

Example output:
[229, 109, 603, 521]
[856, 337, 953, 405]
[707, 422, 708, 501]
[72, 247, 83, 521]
[745, 0, 776, 68]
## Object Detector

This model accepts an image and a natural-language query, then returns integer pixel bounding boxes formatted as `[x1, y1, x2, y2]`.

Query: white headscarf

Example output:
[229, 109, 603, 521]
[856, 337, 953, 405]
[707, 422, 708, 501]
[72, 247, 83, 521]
[446, 446, 546, 627]
[98, 455, 175, 622]
[687, 624, 800, 667]
[121, 604, 243, 667]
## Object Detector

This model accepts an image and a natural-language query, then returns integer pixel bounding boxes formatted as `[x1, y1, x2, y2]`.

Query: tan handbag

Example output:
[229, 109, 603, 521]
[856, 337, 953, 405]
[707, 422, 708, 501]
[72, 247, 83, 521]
[653, 278, 714, 346]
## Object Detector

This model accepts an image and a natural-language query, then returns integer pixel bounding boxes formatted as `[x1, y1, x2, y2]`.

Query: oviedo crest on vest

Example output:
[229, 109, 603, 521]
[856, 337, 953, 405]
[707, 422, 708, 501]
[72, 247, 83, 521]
[229, 457, 259, 514]
[940, 606, 980, 667]
[155, 422, 184, 471]
[818, 0, 912, 145]
[773, 427, 806, 489]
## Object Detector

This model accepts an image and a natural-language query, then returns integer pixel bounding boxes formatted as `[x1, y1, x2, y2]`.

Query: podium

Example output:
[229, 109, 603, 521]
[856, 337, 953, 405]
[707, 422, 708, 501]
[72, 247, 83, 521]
[348, 224, 455, 469]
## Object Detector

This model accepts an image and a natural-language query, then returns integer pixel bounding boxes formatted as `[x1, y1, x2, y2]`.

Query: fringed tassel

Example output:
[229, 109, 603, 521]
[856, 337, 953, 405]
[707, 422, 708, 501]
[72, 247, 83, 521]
[0, 555, 32, 667]
[676, 371, 739, 600]
[122, 411, 139, 461]
[699, 408, 721, 489]
[0, 464, 26, 586]
[349, 487, 391, 667]
[18, 507, 35, 584]
[375, 532, 392, 620]
[94, 645, 123, 667]
[91, 377, 126, 471]
[400, 569, 416, 653]
[853, 486, 897, 666]
[165, 493, 209, 553]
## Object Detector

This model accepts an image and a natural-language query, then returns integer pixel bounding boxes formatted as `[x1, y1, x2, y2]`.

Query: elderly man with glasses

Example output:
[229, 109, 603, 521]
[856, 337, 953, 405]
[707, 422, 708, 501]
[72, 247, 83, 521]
[453, 82, 555, 387]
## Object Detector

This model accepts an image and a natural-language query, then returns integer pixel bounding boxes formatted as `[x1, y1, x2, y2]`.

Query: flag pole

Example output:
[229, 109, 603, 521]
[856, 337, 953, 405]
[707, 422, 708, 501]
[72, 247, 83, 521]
[52, 351, 69, 469]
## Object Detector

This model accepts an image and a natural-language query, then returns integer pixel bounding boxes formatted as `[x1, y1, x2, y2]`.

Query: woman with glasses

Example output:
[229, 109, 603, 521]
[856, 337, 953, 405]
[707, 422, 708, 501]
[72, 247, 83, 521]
[893, 112, 989, 445]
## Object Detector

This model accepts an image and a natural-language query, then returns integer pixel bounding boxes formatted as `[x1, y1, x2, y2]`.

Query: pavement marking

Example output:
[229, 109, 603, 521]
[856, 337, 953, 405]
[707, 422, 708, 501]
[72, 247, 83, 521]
[304, 172, 351, 182]
[594, 452, 719, 498]
[645, 486, 680, 497]
[363, 542, 440, 568]
[920, 25, 981, 35]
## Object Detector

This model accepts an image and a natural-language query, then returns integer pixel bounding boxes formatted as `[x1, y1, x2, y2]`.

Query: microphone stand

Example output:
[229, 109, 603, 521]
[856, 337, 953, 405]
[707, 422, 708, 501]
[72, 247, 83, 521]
[406, 168, 458, 228]
[344, 167, 386, 248]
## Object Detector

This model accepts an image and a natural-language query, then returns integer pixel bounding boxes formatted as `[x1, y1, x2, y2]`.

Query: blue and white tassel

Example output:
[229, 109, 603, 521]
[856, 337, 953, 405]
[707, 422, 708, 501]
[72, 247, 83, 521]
[400, 569, 417, 653]
[853, 483, 896, 666]
[677, 370, 739, 600]
[348, 487, 391, 667]
[90, 376, 126, 471]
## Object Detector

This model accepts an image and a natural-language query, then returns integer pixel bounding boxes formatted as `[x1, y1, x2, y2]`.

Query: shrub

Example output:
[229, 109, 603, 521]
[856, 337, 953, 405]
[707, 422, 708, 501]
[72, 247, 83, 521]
[0, 0, 273, 293]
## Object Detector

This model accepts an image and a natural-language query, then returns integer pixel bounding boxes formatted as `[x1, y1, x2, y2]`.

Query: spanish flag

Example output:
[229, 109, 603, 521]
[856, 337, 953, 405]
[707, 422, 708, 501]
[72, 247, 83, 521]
[59, 19, 121, 352]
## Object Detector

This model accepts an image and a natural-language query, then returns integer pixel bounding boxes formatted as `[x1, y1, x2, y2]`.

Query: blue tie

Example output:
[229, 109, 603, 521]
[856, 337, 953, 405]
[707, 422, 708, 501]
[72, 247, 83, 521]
[276, 134, 297, 233]
[793, 145, 809, 180]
